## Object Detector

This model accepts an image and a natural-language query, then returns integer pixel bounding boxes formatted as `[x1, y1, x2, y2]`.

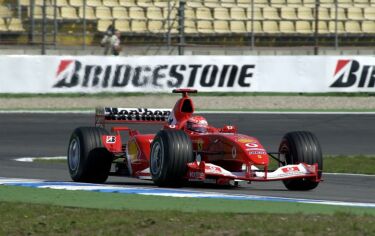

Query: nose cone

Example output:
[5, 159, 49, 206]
[248, 152, 269, 165]
[235, 136, 269, 166]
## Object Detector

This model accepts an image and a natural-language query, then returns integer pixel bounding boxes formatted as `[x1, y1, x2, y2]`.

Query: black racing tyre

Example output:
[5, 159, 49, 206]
[150, 129, 194, 187]
[67, 127, 113, 183]
[279, 131, 323, 191]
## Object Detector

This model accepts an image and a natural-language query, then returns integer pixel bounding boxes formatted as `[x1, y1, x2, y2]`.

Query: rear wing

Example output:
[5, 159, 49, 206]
[95, 107, 172, 127]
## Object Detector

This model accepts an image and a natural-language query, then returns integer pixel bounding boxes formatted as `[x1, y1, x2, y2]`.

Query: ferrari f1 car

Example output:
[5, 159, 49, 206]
[67, 89, 322, 190]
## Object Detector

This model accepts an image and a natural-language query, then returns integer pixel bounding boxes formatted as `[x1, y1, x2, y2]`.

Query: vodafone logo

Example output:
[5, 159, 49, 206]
[331, 59, 375, 88]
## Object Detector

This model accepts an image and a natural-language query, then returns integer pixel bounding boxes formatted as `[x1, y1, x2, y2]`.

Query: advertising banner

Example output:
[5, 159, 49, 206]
[0, 55, 374, 93]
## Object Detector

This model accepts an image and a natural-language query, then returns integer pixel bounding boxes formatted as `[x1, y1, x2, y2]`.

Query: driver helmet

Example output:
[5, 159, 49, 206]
[186, 116, 208, 133]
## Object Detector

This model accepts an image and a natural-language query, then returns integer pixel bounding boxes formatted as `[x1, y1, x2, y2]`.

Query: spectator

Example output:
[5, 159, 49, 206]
[100, 25, 122, 56]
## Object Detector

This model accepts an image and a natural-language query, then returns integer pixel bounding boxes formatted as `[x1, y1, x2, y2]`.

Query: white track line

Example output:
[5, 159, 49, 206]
[14, 157, 66, 162]
[12, 156, 375, 177]
[324, 173, 375, 177]
[1, 177, 374, 208]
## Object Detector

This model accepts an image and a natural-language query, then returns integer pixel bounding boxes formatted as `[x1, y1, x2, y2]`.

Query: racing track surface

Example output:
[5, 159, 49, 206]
[0, 113, 374, 203]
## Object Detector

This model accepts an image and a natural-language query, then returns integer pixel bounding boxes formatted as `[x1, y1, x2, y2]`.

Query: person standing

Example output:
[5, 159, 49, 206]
[110, 30, 121, 56]
[100, 25, 122, 56]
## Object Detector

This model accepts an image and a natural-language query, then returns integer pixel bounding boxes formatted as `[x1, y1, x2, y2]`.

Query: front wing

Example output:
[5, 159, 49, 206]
[186, 161, 320, 184]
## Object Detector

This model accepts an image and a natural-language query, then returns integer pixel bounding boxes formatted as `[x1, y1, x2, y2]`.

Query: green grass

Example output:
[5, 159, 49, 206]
[267, 155, 375, 175]
[324, 155, 375, 175]
[2, 154, 375, 235]
[0, 201, 374, 236]
[0, 185, 374, 215]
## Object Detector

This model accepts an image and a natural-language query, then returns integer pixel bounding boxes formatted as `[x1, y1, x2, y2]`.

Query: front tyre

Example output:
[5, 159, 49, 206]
[150, 130, 193, 187]
[68, 127, 113, 183]
[279, 131, 323, 191]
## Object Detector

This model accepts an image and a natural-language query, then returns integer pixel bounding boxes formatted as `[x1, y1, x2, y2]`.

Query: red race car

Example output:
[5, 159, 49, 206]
[67, 89, 322, 190]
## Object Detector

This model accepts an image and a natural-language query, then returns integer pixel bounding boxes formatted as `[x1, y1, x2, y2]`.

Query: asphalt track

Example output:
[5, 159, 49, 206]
[0, 113, 374, 203]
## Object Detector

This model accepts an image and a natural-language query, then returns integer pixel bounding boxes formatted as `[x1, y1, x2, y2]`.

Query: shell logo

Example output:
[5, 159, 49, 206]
[237, 138, 255, 143]
[127, 140, 139, 161]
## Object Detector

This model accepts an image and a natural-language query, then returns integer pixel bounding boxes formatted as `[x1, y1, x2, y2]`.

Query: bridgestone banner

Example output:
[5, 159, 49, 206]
[1, 55, 375, 93]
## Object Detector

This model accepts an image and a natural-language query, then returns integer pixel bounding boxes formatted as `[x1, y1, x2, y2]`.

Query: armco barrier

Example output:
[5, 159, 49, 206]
[0, 56, 374, 93]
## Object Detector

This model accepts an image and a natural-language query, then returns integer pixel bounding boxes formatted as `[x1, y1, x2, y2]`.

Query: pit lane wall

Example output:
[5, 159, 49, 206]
[0, 55, 373, 93]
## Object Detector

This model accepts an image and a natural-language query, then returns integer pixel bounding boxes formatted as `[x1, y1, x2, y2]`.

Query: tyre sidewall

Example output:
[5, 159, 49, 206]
[68, 129, 86, 181]
[279, 131, 322, 190]
[67, 127, 112, 183]
[150, 135, 168, 182]
[150, 130, 193, 186]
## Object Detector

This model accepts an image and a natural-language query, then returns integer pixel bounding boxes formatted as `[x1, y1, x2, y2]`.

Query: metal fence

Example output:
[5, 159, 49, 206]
[0, 0, 374, 55]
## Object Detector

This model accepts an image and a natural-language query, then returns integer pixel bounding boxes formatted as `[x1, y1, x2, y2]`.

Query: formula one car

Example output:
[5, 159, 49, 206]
[67, 89, 323, 190]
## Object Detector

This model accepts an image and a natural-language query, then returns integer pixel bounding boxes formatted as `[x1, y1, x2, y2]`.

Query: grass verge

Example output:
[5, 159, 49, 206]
[0, 185, 374, 215]
[2, 153, 375, 236]
[324, 155, 375, 175]
[0, 200, 374, 236]
[267, 155, 375, 175]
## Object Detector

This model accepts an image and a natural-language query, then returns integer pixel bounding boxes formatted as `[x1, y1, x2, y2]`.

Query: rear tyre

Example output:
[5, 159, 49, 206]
[150, 130, 193, 187]
[67, 127, 113, 183]
[279, 131, 323, 191]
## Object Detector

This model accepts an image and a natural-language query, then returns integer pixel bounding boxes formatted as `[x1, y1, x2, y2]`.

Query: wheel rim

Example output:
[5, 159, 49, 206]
[150, 141, 163, 176]
[68, 137, 80, 172]
[279, 144, 291, 166]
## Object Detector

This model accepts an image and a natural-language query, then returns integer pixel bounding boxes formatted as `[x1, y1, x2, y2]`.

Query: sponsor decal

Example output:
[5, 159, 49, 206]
[106, 136, 116, 144]
[331, 59, 375, 88]
[237, 138, 255, 143]
[197, 139, 204, 151]
[104, 107, 171, 121]
[248, 151, 267, 155]
[56, 60, 74, 77]
[282, 166, 300, 173]
[245, 143, 259, 148]
[53, 60, 255, 89]
[194, 139, 204, 151]
[205, 166, 222, 174]
[247, 148, 265, 152]
[189, 171, 204, 179]
[127, 140, 139, 161]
